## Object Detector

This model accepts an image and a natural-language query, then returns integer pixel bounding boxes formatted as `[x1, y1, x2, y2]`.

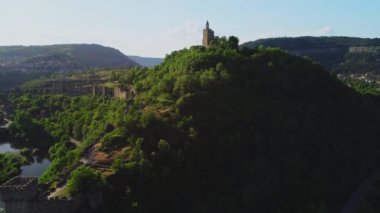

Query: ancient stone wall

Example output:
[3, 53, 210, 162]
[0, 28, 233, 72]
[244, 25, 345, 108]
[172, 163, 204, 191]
[3, 199, 75, 213]
[113, 87, 128, 99]
[349, 46, 380, 53]
[0, 177, 103, 213]
[0, 177, 38, 201]
[1, 192, 103, 213]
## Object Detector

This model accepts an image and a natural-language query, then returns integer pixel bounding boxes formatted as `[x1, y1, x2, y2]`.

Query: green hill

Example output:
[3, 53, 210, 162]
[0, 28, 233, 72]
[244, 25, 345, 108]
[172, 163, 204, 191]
[0, 44, 140, 90]
[242, 36, 380, 74]
[0, 44, 139, 71]
[6, 37, 380, 213]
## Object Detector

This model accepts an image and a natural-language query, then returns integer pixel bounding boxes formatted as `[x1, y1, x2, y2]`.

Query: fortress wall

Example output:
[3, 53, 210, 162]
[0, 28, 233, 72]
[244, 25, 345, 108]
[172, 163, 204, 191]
[0, 177, 38, 201]
[3, 199, 75, 213]
[113, 87, 128, 99]
[349, 46, 380, 53]
[1, 191, 103, 213]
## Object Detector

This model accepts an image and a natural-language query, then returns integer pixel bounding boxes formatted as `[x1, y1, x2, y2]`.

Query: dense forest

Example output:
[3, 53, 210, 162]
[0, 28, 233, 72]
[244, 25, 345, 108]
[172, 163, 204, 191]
[4, 37, 380, 213]
[0, 153, 27, 184]
[242, 36, 380, 74]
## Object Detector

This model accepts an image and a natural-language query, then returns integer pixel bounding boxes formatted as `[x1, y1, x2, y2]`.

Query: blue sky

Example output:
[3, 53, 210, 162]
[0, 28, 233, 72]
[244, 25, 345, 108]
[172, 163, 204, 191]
[0, 0, 379, 57]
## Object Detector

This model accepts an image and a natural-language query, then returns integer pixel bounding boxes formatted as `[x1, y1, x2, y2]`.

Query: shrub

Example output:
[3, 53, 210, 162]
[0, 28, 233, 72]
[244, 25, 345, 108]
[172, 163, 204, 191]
[67, 166, 104, 195]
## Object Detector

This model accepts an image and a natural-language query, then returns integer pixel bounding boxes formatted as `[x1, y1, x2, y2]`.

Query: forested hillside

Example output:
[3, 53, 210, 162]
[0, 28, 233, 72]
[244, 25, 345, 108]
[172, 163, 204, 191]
[242, 36, 380, 74]
[0, 44, 139, 71]
[0, 44, 140, 90]
[5, 37, 380, 213]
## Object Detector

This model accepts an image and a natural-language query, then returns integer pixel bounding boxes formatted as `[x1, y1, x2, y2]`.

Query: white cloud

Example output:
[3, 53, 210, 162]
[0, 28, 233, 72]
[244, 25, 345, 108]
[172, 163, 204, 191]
[313, 26, 334, 36]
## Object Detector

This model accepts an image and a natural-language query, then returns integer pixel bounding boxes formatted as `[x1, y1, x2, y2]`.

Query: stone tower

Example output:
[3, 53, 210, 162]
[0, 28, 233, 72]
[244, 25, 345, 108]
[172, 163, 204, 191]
[202, 21, 214, 48]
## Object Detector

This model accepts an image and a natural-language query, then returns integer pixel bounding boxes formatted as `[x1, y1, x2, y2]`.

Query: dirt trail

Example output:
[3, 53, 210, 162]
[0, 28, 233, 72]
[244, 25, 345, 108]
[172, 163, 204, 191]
[1, 118, 12, 129]
[69, 137, 81, 147]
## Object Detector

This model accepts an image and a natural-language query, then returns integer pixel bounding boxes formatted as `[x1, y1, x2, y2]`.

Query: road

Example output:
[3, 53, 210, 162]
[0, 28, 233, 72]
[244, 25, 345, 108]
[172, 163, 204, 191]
[69, 137, 81, 147]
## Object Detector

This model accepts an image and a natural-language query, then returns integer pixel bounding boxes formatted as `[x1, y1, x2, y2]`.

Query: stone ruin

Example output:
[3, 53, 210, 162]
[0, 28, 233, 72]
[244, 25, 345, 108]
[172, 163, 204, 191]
[0, 177, 38, 202]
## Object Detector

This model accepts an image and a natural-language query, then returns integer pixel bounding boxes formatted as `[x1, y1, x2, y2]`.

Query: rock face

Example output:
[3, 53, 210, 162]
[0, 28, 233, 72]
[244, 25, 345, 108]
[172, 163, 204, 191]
[241, 36, 380, 74]
[0, 176, 103, 213]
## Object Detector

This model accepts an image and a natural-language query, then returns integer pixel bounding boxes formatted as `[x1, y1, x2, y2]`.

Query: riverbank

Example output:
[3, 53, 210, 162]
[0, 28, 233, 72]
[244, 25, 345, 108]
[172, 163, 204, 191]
[0, 140, 51, 210]
[0, 118, 51, 182]
[0, 108, 51, 178]
[0, 141, 51, 177]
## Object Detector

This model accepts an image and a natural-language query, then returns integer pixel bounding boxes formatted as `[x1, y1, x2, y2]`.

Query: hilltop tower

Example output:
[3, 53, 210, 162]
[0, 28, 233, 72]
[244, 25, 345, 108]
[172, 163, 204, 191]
[202, 21, 215, 48]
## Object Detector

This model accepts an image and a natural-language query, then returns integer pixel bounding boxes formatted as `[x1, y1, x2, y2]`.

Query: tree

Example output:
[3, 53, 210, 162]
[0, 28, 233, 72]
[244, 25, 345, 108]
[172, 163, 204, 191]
[228, 36, 239, 50]
[67, 166, 104, 195]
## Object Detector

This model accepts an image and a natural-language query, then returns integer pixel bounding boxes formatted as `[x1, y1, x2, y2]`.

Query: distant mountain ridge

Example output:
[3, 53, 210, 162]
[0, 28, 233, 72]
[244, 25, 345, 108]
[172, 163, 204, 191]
[128, 55, 163, 67]
[0, 44, 140, 73]
[242, 36, 380, 74]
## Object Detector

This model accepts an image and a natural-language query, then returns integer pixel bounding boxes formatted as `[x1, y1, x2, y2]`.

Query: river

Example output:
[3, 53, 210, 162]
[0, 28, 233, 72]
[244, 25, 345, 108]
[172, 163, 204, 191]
[0, 141, 51, 210]
[0, 141, 51, 176]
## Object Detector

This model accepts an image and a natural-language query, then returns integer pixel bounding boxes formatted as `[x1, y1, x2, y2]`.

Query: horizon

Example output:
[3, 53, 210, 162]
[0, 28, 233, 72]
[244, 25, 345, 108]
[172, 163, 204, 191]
[1, 0, 380, 57]
[1, 34, 380, 59]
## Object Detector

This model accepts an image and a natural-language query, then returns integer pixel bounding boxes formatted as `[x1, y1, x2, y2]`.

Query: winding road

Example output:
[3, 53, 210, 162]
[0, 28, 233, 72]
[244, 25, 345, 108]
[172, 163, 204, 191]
[69, 137, 81, 147]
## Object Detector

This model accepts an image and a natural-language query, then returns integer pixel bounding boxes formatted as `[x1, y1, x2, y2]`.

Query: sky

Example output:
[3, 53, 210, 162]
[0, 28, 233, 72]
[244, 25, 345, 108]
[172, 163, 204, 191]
[0, 0, 380, 57]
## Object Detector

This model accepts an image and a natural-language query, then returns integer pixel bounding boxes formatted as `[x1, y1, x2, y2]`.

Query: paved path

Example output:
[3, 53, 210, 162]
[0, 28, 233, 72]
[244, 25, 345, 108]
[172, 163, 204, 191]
[340, 170, 380, 213]
[0, 118, 12, 129]
[69, 137, 81, 147]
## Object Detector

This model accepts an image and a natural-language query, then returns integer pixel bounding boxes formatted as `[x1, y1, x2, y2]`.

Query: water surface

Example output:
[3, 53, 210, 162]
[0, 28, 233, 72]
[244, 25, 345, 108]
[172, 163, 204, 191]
[0, 141, 51, 210]
[0, 142, 18, 153]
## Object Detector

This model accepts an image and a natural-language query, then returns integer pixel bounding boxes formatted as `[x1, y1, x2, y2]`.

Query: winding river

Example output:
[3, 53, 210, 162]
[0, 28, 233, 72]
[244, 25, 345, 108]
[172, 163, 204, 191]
[0, 142, 51, 177]
[0, 114, 52, 210]
[0, 140, 51, 210]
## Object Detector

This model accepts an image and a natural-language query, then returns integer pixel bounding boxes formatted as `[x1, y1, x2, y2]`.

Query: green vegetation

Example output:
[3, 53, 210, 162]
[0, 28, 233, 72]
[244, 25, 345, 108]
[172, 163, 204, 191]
[0, 153, 27, 184]
[242, 36, 380, 74]
[0, 44, 138, 69]
[339, 76, 380, 96]
[21, 77, 50, 91]
[8, 110, 53, 148]
[67, 166, 105, 195]
[0, 44, 140, 90]
[5, 36, 380, 212]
